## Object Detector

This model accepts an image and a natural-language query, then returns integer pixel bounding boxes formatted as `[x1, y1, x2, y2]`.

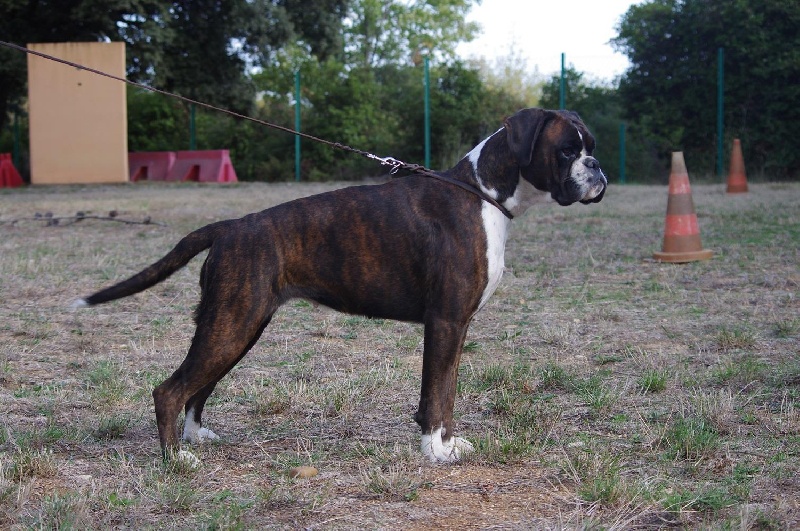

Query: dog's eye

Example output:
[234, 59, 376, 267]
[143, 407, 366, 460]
[561, 148, 577, 158]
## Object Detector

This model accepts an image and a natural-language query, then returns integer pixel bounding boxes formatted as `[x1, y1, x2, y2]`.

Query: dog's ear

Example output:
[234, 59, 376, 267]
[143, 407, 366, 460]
[559, 110, 583, 124]
[558, 110, 589, 134]
[503, 108, 554, 167]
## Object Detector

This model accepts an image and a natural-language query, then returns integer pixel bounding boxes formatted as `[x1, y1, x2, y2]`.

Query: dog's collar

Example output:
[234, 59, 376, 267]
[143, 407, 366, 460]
[413, 171, 514, 220]
[377, 157, 513, 219]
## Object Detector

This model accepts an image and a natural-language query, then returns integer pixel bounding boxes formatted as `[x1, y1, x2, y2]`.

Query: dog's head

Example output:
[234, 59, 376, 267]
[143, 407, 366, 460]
[504, 108, 607, 206]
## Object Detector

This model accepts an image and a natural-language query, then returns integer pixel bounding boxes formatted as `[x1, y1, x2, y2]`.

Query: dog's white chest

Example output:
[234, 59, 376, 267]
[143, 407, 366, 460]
[478, 202, 510, 309]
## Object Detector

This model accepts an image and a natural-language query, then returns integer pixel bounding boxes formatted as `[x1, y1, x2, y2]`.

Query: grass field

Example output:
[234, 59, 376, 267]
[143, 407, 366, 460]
[0, 180, 798, 529]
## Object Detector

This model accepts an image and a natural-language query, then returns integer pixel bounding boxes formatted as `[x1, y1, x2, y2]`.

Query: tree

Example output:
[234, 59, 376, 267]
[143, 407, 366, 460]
[1, 0, 521, 182]
[151, 0, 349, 114]
[613, 0, 800, 178]
[247, 0, 490, 180]
[126, 87, 186, 152]
[279, 0, 350, 60]
[468, 45, 545, 110]
[0, 0, 166, 133]
[0, 1, 349, 132]
[343, 0, 480, 68]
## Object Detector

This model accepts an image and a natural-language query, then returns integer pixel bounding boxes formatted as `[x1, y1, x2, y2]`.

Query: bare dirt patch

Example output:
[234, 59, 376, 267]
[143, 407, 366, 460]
[1, 181, 798, 529]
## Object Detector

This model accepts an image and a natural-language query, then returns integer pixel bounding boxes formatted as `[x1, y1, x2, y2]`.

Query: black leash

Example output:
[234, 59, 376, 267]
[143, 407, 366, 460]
[0, 40, 513, 219]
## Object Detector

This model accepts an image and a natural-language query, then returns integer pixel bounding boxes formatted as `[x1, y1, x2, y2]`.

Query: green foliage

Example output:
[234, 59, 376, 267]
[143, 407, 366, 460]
[94, 414, 133, 440]
[4, 0, 800, 184]
[711, 355, 766, 387]
[470, 46, 544, 107]
[30, 492, 89, 529]
[663, 485, 736, 514]
[0, 0, 347, 130]
[613, 0, 800, 179]
[571, 374, 620, 414]
[247, 54, 530, 180]
[119, 0, 498, 181]
[127, 88, 187, 152]
[0, 0, 167, 131]
[428, 61, 523, 167]
[281, 0, 350, 61]
[569, 449, 625, 505]
[85, 360, 127, 404]
[344, 0, 480, 68]
[638, 369, 669, 394]
[148, 0, 349, 114]
[538, 362, 570, 390]
[665, 417, 719, 460]
[714, 326, 757, 352]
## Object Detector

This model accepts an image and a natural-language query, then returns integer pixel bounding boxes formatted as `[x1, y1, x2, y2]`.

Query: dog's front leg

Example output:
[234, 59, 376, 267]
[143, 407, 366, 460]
[415, 317, 475, 463]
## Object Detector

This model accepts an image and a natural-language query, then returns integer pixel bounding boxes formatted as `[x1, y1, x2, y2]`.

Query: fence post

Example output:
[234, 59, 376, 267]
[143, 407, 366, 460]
[189, 103, 196, 150]
[619, 122, 626, 184]
[295, 70, 301, 182]
[559, 53, 566, 110]
[717, 47, 724, 178]
[12, 108, 21, 170]
[424, 56, 431, 169]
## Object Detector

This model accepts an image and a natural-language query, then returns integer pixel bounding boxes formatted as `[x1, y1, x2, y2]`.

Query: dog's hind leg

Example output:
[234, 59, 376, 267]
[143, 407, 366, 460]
[415, 317, 475, 463]
[152, 299, 275, 459]
[181, 317, 272, 444]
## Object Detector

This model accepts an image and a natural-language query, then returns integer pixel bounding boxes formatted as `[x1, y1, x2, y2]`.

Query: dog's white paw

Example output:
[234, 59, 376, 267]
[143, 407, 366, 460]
[182, 414, 219, 443]
[421, 426, 474, 463]
[176, 449, 201, 469]
[182, 425, 219, 443]
[195, 427, 219, 441]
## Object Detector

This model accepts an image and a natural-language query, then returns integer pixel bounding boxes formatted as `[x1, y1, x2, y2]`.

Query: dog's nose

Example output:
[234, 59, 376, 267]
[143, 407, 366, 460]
[583, 157, 600, 170]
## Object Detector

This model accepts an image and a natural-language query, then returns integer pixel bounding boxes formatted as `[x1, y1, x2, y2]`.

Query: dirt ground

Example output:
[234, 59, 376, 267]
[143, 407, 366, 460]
[0, 180, 798, 529]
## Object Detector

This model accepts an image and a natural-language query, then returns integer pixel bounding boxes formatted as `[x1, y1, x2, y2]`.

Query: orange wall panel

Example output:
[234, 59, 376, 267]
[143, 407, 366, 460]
[27, 42, 128, 184]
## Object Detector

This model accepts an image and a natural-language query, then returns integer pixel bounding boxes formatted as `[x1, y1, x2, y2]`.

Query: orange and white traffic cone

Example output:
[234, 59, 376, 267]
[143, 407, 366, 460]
[726, 138, 748, 193]
[653, 152, 713, 263]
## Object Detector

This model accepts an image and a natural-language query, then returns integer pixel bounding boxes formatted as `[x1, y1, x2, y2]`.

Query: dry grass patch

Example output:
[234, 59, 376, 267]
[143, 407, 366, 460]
[1, 181, 798, 528]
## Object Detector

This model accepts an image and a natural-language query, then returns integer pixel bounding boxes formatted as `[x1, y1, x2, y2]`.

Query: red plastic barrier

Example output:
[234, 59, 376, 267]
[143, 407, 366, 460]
[0, 153, 24, 188]
[165, 150, 238, 183]
[128, 151, 176, 182]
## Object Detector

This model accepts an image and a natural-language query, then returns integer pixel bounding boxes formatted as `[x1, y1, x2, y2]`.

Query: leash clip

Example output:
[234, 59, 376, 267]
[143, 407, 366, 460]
[379, 157, 404, 174]
[362, 153, 403, 174]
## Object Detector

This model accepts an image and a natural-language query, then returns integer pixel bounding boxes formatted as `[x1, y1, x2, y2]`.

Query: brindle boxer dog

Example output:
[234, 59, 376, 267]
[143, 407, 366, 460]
[73, 108, 606, 464]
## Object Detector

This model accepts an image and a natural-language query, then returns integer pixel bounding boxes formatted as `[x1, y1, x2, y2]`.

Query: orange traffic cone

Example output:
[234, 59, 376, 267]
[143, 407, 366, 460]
[653, 152, 713, 263]
[726, 138, 748, 193]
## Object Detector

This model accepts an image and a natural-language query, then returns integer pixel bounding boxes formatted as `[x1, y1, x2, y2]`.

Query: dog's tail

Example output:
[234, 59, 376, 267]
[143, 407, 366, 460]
[71, 221, 225, 309]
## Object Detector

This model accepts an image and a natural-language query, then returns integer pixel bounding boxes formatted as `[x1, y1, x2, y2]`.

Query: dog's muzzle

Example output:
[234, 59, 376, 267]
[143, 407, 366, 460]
[578, 157, 607, 204]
